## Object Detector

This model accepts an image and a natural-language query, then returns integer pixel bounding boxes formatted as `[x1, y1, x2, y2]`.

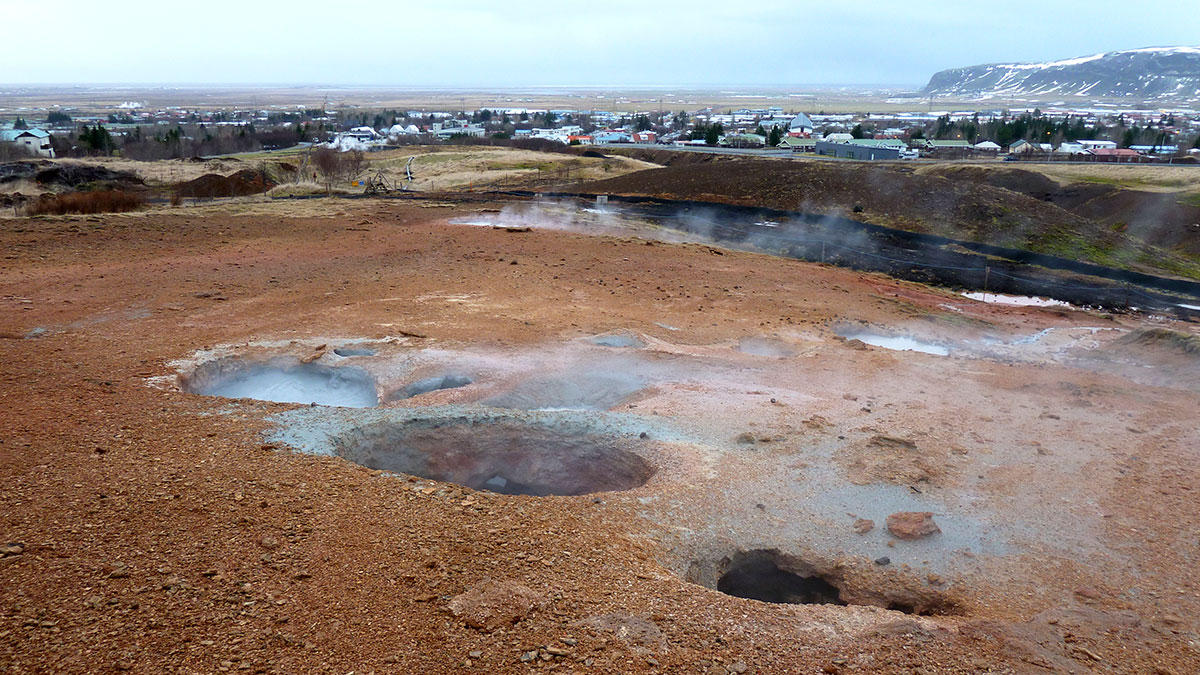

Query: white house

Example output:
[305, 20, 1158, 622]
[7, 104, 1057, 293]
[787, 112, 814, 137]
[432, 120, 486, 139]
[1, 128, 54, 157]
[386, 123, 421, 136]
[1079, 140, 1117, 151]
[1008, 139, 1036, 154]
[974, 141, 1001, 152]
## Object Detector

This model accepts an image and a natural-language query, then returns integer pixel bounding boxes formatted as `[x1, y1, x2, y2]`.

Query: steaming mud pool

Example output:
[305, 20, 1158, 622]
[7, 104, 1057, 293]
[181, 357, 380, 407]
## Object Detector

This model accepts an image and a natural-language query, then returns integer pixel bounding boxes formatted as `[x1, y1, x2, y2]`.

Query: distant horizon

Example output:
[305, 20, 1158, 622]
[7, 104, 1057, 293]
[4, 45, 1196, 92]
[6, 0, 1199, 88]
[0, 83, 926, 91]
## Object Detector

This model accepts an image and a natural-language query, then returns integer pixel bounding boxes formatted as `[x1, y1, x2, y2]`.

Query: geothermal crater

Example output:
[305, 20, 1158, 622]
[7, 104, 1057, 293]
[182, 357, 380, 408]
[332, 416, 655, 496]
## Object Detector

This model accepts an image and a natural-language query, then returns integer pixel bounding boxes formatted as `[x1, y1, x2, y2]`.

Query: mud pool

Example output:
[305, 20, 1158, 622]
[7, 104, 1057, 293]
[181, 358, 379, 408]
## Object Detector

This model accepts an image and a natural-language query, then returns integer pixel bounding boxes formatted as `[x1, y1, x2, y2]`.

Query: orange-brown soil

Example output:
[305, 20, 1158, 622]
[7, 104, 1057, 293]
[1, 197, 1198, 673]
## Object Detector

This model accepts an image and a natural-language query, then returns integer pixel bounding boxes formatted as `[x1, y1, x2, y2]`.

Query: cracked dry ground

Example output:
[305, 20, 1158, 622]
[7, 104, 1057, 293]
[1, 198, 1198, 674]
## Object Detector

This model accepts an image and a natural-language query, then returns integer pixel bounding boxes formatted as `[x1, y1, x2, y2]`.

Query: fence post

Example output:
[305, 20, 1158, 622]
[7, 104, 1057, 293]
[983, 266, 990, 294]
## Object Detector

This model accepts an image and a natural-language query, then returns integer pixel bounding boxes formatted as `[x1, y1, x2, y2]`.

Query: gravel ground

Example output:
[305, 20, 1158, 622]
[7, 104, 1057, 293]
[1, 198, 1198, 673]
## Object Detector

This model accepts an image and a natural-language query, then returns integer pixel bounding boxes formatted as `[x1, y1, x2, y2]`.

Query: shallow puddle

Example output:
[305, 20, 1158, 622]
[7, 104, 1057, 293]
[841, 333, 949, 356]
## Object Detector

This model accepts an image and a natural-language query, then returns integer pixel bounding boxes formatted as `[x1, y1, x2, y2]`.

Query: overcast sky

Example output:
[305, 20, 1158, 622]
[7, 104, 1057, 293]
[4, 0, 1198, 87]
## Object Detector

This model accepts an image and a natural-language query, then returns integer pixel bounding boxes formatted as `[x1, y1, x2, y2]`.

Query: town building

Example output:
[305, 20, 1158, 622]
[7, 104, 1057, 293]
[1, 128, 54, 157]
[816, 139, 903, 160]
[778, 137, 817, 152]
[787, 113, 814, 137]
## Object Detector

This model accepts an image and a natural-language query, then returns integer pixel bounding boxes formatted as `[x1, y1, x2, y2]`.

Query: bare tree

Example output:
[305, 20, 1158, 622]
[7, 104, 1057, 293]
[343, 150, 367, 180]
[312, 146, 341, 193]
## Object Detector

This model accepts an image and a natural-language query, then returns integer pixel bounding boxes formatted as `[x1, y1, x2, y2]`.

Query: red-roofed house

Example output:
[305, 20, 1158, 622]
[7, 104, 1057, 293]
[1090, 148, 1142, 161]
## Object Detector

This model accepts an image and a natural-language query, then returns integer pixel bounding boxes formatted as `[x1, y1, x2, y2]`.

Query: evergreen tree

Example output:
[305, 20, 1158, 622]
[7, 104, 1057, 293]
[767, 126, 782, 146]
[704, 123, 723, 146]
[13, 117, 28, 130]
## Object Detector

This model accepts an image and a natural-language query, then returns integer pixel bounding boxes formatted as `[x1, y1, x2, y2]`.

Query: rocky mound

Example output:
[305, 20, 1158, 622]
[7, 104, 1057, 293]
[35, 164, 143, 189]
[1116, 327, 1200, 355]
[921, 166, 1200, 256]
[0, 161, 51, 184]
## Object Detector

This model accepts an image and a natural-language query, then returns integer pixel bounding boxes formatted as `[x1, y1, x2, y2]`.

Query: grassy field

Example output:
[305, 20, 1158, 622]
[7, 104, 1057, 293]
[0, 146, 659, 197]
[921, 160, 1200, 192]
[309, 146, 658, 192]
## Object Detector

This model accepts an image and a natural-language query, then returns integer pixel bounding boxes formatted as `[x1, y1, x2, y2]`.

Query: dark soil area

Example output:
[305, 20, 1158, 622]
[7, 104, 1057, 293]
[175, 168, 276, 199]
[573, 159, 1099, 247]
[596, 147, 734, 167]
[0, 160, 143, 190]
[571, 158, 1199, 278]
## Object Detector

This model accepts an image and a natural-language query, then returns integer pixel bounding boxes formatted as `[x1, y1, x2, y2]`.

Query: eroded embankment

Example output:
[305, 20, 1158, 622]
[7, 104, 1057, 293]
[518, 191, 1200, 315]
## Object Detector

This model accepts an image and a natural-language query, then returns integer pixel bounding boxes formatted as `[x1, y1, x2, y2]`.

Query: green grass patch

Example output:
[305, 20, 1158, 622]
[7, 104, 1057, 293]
[1030, 229, 1200, 280]
[1078, 174, 1190, 189]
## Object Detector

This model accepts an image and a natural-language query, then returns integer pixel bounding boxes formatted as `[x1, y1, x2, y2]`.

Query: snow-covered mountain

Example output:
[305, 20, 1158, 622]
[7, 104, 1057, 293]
[921, 47, 1200, 100]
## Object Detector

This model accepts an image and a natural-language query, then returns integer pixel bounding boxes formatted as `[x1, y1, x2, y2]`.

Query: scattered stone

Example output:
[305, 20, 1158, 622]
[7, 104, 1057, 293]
[1074, 586, 1102, 601]
[578, 613, 664, 648]
[468, 650, 482, 659]
[448, 579, 546, 631]
[108, 562, 130, 578]
[886, 512, 941, 540]
[874, 556, 891, 566]
[852, 518, 874, 534]
[0, 543, 24, 557]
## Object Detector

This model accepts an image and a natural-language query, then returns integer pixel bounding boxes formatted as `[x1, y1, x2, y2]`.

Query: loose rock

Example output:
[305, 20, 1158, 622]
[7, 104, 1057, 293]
[448, 578, 546, 631]
[852, 518, 875, 534]
[886, 512, 941, 540]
